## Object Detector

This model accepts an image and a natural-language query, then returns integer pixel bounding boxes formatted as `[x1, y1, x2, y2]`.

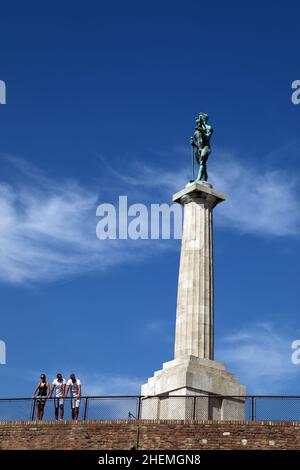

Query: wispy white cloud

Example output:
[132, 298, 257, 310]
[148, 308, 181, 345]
[77, 323, 300, 396]
[81, 373, 143, 396]
[216, 322, 299, 394]
[96, 153, 189, 196]
[0, 146, 299, 284]
[0, 156, 170, 284]
[210, 151, 300, 236]
[100, 148, 300, 237]
[0, 177, 101, 283]
[81, 373, 144, 419]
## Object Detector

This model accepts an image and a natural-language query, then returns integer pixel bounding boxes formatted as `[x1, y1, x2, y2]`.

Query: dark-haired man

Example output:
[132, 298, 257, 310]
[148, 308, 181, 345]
[50, 373, 66, 420]
[66, 373, 81, 420]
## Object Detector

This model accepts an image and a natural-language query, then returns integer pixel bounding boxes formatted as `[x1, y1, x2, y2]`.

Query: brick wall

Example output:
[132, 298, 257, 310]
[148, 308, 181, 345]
[0, 420, 300, 450]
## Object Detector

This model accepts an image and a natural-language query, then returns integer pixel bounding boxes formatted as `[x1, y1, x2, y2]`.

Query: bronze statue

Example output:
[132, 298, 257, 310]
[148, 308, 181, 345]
[190, 113, 213, 182]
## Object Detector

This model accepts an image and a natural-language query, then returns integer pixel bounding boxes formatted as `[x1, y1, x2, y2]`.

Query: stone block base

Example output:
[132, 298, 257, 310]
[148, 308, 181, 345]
[141, 356, 246, 420]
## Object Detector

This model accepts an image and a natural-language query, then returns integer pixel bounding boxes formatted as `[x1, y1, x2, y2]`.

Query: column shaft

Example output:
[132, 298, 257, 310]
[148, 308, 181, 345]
[173, 184, 225, 360]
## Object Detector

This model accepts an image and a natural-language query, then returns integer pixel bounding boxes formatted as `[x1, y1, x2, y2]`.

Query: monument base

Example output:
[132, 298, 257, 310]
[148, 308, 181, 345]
[141, 356, 246, 420]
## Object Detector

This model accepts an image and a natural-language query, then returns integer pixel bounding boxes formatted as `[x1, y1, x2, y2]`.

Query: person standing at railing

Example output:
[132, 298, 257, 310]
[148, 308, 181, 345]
[32, 373, 50, 420]
[65, 373, 81, 420]
[49, 373, 66, 420]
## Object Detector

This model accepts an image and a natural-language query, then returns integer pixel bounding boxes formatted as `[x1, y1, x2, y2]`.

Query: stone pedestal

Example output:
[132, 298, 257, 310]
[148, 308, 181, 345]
[141, 356, 246, 419]
[141, 182, 246, 420]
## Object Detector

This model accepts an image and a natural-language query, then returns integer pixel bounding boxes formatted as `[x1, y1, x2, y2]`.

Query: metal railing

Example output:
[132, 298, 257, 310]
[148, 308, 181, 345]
[0, 395, 300, 422]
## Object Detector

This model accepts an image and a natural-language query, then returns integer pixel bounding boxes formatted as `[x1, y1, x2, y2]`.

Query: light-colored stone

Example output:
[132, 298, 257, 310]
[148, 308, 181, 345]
[141, 182, 246, 420]
[173, 182, 225, 360]
[141, 355, 246, 419]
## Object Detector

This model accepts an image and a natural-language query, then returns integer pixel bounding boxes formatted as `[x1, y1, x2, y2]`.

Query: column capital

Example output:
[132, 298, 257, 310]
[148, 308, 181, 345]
[173, 182, 226, 208]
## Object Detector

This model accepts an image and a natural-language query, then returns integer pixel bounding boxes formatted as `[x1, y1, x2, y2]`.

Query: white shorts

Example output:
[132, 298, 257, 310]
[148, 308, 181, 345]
[54, 397, 64, 408]
[71, 398, 80, 409]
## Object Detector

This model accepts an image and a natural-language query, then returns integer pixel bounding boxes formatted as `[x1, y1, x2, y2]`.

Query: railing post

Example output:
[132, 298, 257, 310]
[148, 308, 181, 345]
[31, 398, 36, 421]
[137, 396, 142, 420]
[193, 396, 197, 419]
[83, 397, 88, 420]
[251, 396, 255, 421]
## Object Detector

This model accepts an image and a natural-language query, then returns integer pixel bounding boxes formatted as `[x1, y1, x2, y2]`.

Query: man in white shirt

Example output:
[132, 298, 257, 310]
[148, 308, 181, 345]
[66, 373, 81, 420]
[50, 373, 66, 420]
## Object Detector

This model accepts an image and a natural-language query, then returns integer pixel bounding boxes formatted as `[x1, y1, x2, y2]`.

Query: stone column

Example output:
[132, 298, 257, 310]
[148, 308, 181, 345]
[173, 182, 225, 360]
[141, 182, 246, 420]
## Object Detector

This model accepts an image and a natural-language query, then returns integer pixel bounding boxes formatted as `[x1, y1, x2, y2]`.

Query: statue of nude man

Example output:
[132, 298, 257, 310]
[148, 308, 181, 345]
[190, 113, 213, 182]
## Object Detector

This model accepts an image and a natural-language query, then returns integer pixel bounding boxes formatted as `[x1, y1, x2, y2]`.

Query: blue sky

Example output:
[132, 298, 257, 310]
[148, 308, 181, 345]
[0, 0, 300, 397]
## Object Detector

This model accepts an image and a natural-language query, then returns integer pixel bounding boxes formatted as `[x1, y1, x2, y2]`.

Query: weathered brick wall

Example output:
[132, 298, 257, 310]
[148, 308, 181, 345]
[0, 420, 300, 450]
